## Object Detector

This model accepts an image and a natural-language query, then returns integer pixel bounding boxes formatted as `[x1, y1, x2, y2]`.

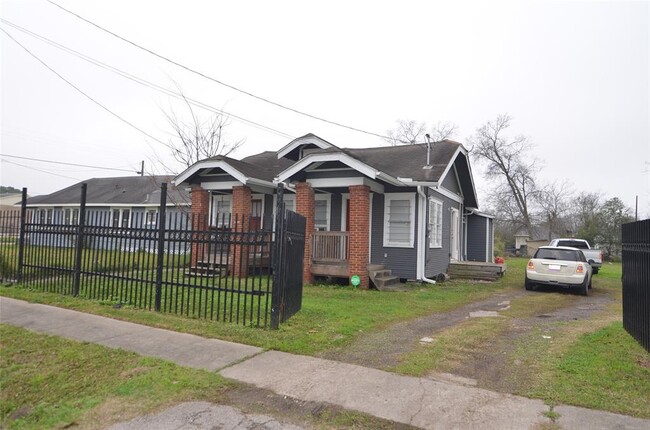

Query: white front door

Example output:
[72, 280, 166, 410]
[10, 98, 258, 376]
[450, 207, 460, 260]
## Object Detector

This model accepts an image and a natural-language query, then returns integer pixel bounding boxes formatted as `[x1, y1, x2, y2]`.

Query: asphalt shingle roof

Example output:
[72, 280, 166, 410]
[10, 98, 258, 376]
[26, 176, 189, 206]
[342, 140, 462, 182]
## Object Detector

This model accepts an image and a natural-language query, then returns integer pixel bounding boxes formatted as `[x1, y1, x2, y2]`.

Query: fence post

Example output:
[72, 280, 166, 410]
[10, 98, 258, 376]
[154, 183, 168, 312]
[72, 183, 87, 296]
[16, 187, 28, 282]
[271, 183, 285, 329]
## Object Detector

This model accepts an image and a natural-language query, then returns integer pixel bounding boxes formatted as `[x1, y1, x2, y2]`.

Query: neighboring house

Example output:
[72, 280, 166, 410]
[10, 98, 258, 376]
[174, 133, 495, 288]
[24, 176, 190, 249]
[0, 192, 24, 212]
[0, 192, 25, 237]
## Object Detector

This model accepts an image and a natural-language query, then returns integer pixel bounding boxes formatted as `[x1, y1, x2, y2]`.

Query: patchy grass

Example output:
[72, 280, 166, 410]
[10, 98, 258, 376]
[0, 324, 230, 430]
[391, 316, 511, 376]
[524, 322, 650, 418]
[390, 259, 650, 418]
[0, 274, 513, 355]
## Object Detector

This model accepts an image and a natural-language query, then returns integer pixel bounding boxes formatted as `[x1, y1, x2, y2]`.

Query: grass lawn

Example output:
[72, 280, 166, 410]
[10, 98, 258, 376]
[2, 258, 649, 419]
[0, 324, 230, 430]
[0, 271, 515, 355]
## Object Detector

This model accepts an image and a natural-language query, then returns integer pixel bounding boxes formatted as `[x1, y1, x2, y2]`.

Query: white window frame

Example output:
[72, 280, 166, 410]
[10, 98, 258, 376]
[429, 198, 443, 248]
[145, 209, 158, 228]
[110, 208, 131, 228]
[63, 208, 79, 225]
[340, 193, 350, 231]
[314, 194, 331, 231]
[210, 193, 232, 227]
[283, 194, 296, 212]
[383, 192, 415, 248]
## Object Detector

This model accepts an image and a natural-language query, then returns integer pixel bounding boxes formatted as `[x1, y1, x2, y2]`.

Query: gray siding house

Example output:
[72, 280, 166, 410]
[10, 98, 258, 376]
[174, 133, 495, 288]
[24, 176, 190, 250]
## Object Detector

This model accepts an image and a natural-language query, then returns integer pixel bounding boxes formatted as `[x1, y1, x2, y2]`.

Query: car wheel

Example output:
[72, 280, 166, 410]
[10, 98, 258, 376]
[579, 276, 589, 296]
[592, 267, 599, 275]
[525, 278, 535, 291]
[588, 276, 593, 289]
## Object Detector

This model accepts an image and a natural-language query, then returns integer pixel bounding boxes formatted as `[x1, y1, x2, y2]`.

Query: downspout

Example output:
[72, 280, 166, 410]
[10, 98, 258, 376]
[417, 186, 436, 285]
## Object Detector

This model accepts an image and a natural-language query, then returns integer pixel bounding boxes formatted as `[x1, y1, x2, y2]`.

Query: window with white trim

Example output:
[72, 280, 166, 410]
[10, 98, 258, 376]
[210, 194, 232, 227]
[429, 198, 443, 248]
[64, 208, 79, 225]
[283, 195, 296, 212]
[145, 209, 158, 227]
[314, 194, 331, 231]
[111, 208, 131, 228]
[383, 193, 415, 247]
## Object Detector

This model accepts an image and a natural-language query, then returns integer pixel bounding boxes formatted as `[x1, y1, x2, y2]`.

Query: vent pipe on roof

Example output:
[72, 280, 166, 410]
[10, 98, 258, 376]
[425, 134, 432, 166]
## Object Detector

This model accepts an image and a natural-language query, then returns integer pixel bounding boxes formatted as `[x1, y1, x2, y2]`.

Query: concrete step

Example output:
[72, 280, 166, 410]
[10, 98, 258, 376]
[373, 275, 401, 290]
[369, 269, 391, 279]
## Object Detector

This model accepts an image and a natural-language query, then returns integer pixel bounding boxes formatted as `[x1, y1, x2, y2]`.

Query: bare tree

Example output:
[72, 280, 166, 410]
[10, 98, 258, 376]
[385, 119, 457, 145]
[537, 181, 573, 240]
[162, 90, 244, 168]
[385, 119, 427, 145]
[470, 114, 538, 234]
[430, 121, 458, 141]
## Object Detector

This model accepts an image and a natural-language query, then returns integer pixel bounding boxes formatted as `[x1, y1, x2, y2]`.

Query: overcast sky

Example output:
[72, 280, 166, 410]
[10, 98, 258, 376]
[1, 0, 649, 216]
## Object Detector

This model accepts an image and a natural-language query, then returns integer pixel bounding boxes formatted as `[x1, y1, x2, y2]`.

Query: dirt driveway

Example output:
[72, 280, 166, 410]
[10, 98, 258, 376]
[318, 283, 618, 394]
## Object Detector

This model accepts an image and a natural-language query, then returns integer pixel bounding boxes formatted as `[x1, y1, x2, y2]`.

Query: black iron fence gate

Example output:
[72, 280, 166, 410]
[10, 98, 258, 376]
[271, 185, 306, 329]
[622, 219, 650, 352]
[0, 184, 305, 329]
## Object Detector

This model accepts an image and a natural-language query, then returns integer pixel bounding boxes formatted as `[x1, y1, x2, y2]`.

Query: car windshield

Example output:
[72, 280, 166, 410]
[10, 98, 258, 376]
[535, 248, 580, 261]
[557, 240, 588, 249]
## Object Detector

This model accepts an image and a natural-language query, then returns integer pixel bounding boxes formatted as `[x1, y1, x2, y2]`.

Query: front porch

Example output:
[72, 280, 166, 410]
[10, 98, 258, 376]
[310, 231, 349, 277]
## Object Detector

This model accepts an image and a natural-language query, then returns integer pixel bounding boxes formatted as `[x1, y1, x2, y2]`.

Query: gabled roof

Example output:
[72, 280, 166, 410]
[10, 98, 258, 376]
[26, 176, 189, 207]
[173, 154, 288, 186]
[173, 133, 479, 208]
[276, 133, 335, 161]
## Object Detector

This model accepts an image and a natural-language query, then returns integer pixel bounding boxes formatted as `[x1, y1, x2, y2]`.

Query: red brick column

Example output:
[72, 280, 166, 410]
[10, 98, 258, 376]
[191, 185, 209, 268]
[231, 185, 252, 277]
[295, 182, 315, 285]
[348, 185, 370, 289]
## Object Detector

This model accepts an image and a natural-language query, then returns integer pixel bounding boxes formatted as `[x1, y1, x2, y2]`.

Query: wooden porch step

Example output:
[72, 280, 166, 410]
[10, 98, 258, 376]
[448, 261, 507, 281]
[185, 265, 228, 278]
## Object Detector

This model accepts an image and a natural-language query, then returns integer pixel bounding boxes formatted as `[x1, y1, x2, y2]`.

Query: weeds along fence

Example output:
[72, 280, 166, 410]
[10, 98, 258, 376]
[0, 184, 305, 328]
[622, 219, 650, 353]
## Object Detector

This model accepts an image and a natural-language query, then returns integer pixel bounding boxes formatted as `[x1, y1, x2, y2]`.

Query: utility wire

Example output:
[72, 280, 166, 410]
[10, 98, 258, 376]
[47, 0, 402, 143]
[0, 153, 138, 173]
[0, 27, 166, 151]
[1, 158, 82, 181]
[1, 18, 294, 140]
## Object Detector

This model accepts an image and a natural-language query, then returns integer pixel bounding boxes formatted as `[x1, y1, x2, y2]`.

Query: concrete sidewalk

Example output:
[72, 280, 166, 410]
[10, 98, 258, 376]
[0, 297, 261, 371]
[2, 297, 649, 430]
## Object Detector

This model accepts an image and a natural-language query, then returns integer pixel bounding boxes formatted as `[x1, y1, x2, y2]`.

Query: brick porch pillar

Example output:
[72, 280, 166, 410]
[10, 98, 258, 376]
[348, 185, 370, 289]
[295, 182, 315, 285]
[231, 185, 252, 277]
[191, 185, 209, 268]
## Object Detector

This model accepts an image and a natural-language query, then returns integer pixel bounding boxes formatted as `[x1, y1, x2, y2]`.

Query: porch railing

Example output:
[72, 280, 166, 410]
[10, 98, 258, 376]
[311, 231, 349, 263]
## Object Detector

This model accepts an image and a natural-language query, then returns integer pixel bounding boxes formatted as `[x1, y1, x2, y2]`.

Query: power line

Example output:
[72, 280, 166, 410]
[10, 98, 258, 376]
[47, 0, 402, 143]
[1, 158, 82, 181]
[0, 153, 138, 173]
[0, 18, 294, 140]
[0, 27, 167, 152]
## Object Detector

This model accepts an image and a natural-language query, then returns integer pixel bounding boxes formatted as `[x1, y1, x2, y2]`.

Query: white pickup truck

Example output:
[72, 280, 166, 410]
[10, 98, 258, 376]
[548, 238, 603, 274]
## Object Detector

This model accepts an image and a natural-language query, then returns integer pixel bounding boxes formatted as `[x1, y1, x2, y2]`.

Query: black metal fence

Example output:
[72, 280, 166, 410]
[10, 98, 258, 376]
[0, 184, 305, 328]
[622, 219, 650, 352]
